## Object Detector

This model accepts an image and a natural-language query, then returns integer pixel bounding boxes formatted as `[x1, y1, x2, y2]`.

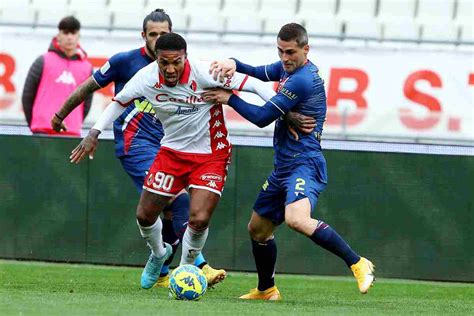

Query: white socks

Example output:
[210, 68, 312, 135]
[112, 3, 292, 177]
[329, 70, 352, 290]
[180, 226, 209, 265]
[137, 217, 166, 258]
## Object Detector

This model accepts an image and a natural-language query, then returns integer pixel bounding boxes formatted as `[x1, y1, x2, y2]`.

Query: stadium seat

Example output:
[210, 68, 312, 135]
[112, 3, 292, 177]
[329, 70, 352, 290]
[222, 14, 262, 43]
[263, 16, 302, 35]
[143, 1, 184, 18]
[108, 0, 146, 12]
[69, 0, 108, 11]
[382, 20, 420, 42]
[112, 9, 145, 30]
[296, 0, 337, 20]
[304, 17, 342, 39]
[221, 0, 259, 17]
[71, 8, 112, 29]
[421, 23, 458, 43]
[0, 1, 36, 25]
[35, 7, 71, 27]
[344, 20, 381, 40]
[377, 0, 416, 22]
[338, 0, 377, 20]
[417, 0, 455, 23]
[455, 0, 474, 25]
[184, 0, 222, 15]
[188, 13, 225, 32]
[260, 0, 298, 16]
[459, 23, 474, 43]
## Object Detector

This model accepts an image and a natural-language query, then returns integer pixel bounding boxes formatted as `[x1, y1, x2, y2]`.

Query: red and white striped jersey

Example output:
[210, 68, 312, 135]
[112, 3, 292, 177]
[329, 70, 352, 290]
[114, 58, 274, 154]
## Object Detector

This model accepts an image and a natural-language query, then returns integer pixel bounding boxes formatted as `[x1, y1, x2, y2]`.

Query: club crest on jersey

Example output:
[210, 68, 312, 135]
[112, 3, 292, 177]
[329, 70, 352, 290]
[189, 80, 197, 91]
[200, 173, 222, 182]
[276, 77, 289, 92]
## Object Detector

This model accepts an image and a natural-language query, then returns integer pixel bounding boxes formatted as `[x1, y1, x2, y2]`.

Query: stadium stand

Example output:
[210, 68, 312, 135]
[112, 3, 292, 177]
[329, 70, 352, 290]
[0, 0, 472, 46]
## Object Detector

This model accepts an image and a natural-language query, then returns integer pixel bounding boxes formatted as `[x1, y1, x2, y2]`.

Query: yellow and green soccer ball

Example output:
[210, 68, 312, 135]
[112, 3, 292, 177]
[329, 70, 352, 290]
[169, 265, 208, 301]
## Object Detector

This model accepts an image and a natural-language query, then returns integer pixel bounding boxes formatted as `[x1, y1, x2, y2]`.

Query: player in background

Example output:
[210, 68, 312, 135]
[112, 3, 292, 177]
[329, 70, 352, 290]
[50, 9, 224, 288]
[204, 23, 375, 300]
[69, 32, 277, 290]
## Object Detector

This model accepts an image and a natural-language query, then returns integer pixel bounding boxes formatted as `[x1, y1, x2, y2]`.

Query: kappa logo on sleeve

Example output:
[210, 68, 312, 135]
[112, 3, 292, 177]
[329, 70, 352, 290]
[100, 61, 111, 74]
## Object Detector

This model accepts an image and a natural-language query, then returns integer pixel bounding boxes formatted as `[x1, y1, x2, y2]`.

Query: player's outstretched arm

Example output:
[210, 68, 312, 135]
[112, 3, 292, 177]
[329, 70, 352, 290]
[209, 58, 281, 82]
[52, 77, 101, 132]
[69, 101, 126, 164]
[203, 89, 282, 128]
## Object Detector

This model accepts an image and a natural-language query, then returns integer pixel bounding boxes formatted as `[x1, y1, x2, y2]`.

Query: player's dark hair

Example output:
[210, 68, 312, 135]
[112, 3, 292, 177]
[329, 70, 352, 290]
[154, 33, 187, 54]
[278, 23, 308, 47]
[143, 8, 172, 33]
[58, 16, 81, 32]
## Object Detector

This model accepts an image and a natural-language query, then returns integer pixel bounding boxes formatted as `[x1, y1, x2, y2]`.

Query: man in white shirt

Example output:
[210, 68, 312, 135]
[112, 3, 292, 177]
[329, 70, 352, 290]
[70, 33, 275, 289]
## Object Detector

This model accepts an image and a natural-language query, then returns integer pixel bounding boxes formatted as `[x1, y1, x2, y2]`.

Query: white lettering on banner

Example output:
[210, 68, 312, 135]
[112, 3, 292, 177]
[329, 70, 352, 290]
[0, 31, 473, 142]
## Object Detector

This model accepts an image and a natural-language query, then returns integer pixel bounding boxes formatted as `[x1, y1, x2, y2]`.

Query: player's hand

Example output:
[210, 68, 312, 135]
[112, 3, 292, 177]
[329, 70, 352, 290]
[284, 111, 316, 135]
[209, 59, 236, 82]
[69, 129, 100, 164]
[51, 114, 67, 132]
[202, 88, 233, 104]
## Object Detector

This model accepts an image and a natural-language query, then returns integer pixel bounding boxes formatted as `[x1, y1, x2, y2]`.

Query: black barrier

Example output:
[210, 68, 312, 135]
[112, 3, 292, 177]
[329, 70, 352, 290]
[0, 135, 472, 281]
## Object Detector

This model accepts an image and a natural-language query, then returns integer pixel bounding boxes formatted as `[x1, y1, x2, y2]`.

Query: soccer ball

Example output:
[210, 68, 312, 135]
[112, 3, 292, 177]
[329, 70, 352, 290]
[169, 265, 208, 301]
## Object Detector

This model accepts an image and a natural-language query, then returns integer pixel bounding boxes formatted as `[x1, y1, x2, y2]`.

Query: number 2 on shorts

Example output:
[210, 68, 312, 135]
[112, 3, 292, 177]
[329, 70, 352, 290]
[295, 178, 305, 191]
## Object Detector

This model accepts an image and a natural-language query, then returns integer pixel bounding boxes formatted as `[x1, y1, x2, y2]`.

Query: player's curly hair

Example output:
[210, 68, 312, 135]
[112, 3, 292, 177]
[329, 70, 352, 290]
[154, 33, 187, 54]
[143, 8, 172, 32]
[278, 23, 308, 47]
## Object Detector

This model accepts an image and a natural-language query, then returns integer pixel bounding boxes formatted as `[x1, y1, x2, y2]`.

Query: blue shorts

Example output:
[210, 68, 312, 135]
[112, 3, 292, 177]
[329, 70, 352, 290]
[253, 155, 328, 225]
[118, 146, 160, 192]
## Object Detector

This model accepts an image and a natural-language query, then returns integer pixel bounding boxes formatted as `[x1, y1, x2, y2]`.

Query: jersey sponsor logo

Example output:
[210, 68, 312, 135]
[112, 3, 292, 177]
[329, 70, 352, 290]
[201, 173, 223, 182]
[155, 93, 203, 104]
[134, 99, 155, 114]
[55, 70, 76, 86]
[154, 82, 163, 89]
[170, 105, 199, 116]
[262, 180, 269, 190]
[190, 80, 197, 91]
[280, 87, 298, 100]
[100, 61, 111, 74]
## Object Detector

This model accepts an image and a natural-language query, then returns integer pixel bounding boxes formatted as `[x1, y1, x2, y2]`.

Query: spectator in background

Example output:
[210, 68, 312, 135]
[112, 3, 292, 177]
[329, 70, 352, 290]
[22, 16, 92, 136]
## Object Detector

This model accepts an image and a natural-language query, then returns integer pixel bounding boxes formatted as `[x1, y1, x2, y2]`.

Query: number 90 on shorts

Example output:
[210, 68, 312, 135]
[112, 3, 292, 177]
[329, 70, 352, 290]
[144, 171, 178, 196]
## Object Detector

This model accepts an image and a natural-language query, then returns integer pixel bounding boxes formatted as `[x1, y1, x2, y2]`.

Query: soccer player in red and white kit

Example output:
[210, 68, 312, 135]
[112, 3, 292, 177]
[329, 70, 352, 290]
[70, 33, 276, 288]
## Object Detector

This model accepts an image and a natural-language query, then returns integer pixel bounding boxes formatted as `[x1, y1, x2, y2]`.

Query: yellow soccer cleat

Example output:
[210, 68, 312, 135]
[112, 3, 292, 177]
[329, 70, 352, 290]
[239, 286, 281, 301]
[350, 257, 375, 294]
[153, 274, 170, 288]
[201, 264, 226, 287]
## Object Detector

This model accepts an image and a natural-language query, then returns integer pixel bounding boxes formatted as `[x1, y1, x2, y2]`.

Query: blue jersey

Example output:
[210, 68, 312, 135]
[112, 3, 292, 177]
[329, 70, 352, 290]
[230, 59, 327, 168]
[93, 47, 164, 157]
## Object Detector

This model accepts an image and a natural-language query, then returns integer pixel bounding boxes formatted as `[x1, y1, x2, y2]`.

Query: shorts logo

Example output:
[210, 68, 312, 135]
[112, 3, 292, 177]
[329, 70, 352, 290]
[147, 173, 154, 185]
[200, 173, 222, 182]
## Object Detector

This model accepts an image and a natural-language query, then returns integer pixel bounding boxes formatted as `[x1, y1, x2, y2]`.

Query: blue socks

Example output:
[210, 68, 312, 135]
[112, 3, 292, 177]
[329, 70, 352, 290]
[309, 221, 360, 266]
[251, 238, 277, 291]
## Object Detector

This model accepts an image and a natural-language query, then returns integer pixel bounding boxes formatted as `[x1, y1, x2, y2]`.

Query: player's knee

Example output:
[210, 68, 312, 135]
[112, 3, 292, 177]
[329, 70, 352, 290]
[188, 214, 209, 231]
[136, 204, 156, 226]
[247, 222, 267, 242]
[285, 216, 305, 233]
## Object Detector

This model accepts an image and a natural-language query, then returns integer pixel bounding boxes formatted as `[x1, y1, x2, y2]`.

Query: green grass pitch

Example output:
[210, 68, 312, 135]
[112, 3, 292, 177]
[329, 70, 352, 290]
[0, 260, 473, 315]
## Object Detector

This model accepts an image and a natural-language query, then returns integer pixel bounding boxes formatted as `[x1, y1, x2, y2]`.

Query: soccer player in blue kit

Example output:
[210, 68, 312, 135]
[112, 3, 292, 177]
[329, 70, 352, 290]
[51, 9, 225, 288]
[204, 23, 375, 300]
